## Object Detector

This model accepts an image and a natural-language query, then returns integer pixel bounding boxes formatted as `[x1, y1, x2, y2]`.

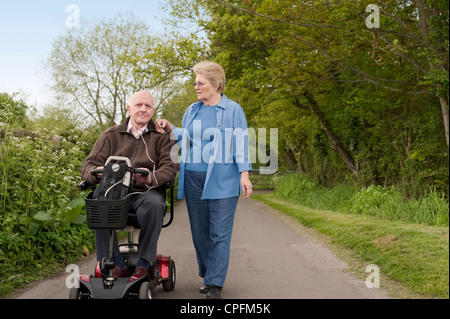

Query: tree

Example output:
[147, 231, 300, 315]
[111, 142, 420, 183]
[166, 0, 449, 195]
[47, 13, 201, 127]
[211, 0, 449, 147]
[0, 92, 28, 125]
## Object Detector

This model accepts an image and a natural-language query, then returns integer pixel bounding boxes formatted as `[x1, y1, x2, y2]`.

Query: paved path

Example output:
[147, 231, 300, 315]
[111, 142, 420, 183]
[9, 192, 390, 299]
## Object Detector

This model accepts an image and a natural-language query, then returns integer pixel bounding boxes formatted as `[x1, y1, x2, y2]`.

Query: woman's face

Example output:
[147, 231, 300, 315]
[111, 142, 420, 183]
[194, 74, 220, 104]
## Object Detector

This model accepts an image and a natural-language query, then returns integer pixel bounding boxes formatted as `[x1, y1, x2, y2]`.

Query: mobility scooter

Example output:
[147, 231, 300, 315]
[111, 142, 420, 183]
[69, 156, 176, 299]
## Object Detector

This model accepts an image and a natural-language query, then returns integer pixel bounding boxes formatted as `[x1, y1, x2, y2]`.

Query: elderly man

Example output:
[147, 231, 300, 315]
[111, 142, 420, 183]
[81, 91, 178, 278]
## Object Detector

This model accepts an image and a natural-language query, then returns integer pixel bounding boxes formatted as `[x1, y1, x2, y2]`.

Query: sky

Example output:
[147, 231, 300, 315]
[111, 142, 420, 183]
[0, 0, 169, 111]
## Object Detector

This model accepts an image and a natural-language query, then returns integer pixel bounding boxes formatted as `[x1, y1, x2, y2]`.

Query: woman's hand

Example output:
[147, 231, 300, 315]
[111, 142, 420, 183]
[155, 119, 174, 134]
[240, 171, 253, 199]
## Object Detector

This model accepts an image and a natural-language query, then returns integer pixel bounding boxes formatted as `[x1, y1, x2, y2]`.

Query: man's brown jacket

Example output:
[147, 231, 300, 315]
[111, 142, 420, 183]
[80, 118, 178, 192]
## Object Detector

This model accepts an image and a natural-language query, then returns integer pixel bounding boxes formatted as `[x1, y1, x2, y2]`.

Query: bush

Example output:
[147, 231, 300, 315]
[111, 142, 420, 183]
[351, 185, 449, 226]
[0, 119, 96, 296]
[274, 173, 354, 211]
[350, 185, 398, 216]
[274, 174, 449, 226]
[416, 189, 449, 226]
[274, 174, 319, 207]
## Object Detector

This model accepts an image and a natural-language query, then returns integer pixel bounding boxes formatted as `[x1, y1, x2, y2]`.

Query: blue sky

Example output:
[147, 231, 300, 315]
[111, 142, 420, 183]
[0, 0, 168, 109]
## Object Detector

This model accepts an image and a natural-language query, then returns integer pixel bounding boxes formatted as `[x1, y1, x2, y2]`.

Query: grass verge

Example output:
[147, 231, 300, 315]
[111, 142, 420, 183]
[252, 193, 449, 299]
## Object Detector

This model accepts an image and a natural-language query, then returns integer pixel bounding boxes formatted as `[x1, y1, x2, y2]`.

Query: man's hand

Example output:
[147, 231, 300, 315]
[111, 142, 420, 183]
[95, 166, 104, 180]
[135, 167, 152, 185]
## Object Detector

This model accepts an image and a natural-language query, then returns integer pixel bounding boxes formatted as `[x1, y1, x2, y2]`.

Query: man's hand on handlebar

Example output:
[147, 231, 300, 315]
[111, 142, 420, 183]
[94, 166, 104, 180]
[134, 167, 151, 185]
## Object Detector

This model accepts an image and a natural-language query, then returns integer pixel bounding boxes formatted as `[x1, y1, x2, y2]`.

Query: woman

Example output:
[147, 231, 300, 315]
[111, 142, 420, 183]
[156, 61, 253, 299]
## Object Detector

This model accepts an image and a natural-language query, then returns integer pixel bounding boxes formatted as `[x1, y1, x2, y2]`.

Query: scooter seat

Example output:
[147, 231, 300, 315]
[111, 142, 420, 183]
[126, 212, 141, 229]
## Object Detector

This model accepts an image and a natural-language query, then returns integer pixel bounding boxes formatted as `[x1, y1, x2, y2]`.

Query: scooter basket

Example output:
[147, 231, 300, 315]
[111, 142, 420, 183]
[85, 192, 129, 229]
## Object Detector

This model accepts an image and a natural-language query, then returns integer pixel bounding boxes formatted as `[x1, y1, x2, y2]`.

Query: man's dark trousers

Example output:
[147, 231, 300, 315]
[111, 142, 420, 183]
[94, 190, 165, 265]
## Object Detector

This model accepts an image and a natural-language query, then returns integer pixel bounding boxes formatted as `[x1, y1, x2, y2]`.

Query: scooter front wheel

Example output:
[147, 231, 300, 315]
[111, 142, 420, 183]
[69, 287, 80, 299]
[69, 287, 91, 299]
[139, 281, 153, 299]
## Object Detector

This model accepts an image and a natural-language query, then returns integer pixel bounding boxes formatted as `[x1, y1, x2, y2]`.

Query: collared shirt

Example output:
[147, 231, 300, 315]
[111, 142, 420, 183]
[127, 121, 151, 188]
[127, 121, 148, 139]
[172, 94, 252, 200]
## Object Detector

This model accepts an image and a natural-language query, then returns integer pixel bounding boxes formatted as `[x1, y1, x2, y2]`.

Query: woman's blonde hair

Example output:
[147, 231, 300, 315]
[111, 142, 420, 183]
[193, 61, 226, 93]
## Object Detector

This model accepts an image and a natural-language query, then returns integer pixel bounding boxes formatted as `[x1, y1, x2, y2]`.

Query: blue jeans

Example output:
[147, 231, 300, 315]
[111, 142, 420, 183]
[184, 170, 239, 287]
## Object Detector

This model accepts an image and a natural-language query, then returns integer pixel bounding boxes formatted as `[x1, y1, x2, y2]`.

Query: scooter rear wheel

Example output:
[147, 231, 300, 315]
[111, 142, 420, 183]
[162, 259, 176, 292]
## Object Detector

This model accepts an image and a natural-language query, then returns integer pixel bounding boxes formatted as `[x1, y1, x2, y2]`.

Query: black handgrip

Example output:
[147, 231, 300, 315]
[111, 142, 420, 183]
[134, 168, 149, 176]
[91, 168, 103, 176]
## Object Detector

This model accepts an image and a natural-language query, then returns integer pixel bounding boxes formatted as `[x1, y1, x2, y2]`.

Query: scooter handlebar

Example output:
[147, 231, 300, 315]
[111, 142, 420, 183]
[91, 168, 103, 176]
[90, 167, 149, 176]
[134, 168, 149, 176]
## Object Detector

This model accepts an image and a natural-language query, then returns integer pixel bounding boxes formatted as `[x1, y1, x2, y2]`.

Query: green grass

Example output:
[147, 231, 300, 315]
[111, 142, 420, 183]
[272, 173, 449, 226]
[250, 173, 275, 190]
[252, 193, 449, 299]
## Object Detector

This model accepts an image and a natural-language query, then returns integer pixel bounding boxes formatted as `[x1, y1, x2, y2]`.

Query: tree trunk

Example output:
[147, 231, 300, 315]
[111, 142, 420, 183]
[283, 148, 298, 171]
[301, 92, 359, 178]
[414, 0, 449, 148]
[440, 96, 449, 148]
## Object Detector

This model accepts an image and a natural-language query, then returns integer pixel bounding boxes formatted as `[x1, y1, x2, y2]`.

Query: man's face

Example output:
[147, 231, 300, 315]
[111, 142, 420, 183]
[127, 92, 155, 128]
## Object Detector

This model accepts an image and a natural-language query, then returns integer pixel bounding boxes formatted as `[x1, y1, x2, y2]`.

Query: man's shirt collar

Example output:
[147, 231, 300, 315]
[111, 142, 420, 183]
[127, 121, 148, 139]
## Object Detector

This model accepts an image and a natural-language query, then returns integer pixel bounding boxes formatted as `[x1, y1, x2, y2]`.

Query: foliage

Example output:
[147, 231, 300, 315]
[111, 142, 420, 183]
[46, 13, 204, 127]
[159, 81, 199, 127]
[0, 92, 28, 125]
[274, 173, 449, 226]
[0, 94, 96, 296]
[164, 0, 449, 198]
